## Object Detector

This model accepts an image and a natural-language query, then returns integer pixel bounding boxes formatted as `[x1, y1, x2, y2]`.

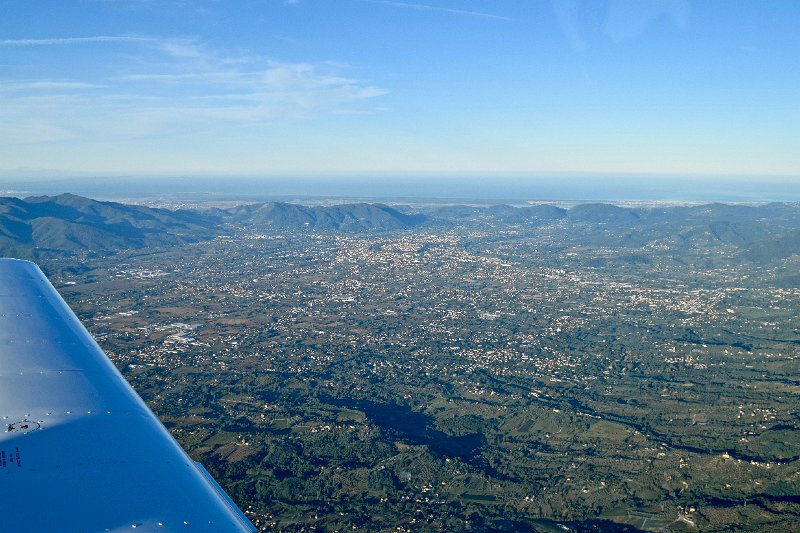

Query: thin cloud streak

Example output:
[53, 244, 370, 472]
[0, 36, 152, 46]
[118, 71, 261, 84]
[361, 0, 511, 21]
[1, 81, 107, 91]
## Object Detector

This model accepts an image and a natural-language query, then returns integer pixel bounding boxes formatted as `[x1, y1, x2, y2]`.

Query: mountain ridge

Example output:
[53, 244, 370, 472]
[1, 194, 799, 265]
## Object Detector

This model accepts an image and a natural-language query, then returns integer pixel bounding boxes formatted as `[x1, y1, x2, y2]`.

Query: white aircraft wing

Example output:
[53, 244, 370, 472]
[0, 258, 256, 532]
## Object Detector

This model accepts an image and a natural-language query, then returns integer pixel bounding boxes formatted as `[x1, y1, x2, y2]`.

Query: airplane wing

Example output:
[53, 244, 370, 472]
[0, 258, 256, 532]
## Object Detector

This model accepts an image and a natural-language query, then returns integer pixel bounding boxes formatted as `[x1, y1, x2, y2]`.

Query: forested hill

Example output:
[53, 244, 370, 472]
[1, 194, 799, 265]
[0, 195, 427, 257]
[0, 193, 215, 258]
[225, 202, 426, 231]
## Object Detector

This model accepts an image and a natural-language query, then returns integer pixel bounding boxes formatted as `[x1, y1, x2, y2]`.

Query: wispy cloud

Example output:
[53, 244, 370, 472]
[0, 35, 387, 143]
[552, 0, 691, 51]
[0, 35, 151, 46]
[605, 0, 690, 43]
[361, 0, 511, 21]
[0, 81, 107, 91]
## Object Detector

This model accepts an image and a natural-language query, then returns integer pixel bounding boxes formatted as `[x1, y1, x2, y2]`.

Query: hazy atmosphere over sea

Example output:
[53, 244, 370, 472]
[2, 175, 800, 204]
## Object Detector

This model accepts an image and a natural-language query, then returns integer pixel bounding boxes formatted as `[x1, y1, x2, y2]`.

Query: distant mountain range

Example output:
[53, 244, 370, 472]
[225, 202, 426, 231]
[0, 195, 430, 257]
[1, 194, 800, 265]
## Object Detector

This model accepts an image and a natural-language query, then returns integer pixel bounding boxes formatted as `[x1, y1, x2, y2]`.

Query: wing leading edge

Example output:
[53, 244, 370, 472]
[0, 258, 256, 532]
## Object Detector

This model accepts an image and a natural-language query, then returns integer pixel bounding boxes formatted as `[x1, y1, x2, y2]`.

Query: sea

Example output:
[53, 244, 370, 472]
[1, 173, 798, 206]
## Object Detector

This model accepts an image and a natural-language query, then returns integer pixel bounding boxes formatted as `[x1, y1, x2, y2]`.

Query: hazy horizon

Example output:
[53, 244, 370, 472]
[1, 173, 799, 204]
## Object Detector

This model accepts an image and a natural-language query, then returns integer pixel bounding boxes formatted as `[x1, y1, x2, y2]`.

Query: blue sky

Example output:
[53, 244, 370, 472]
[1, 0, 799, 179]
